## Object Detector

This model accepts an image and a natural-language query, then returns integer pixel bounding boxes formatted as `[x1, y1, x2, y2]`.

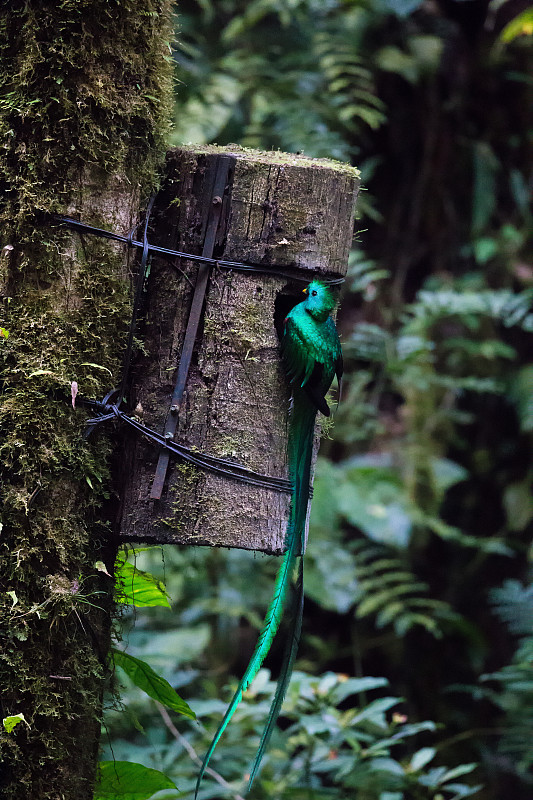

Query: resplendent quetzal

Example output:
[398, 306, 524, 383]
[195, 280, 342, 797]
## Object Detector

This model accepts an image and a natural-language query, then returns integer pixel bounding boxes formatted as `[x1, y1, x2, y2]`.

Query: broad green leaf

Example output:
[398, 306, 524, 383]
[300, 713, 337, 735]
[317, 671, 342, 695]
[305, 538, 359, 613]
[127, 625, 211, 665]
[439, 763, 478, 783]
[410, 746, 436, 771]
[430, 457, 468, 500]
[409, 35, 443, 73]
[115, 557, 171, 608]
[3, 713, 27, 733]
[501, 8, 533, 42]
[94, 761, 177, 800]
[368, 756, 405, 775]
[473, 236, 498, 265]
[336, 464, 412, 548]
[366, 722, 436, 753]
[376, 45, 418, 83]
[330, 676, 388, 704]
[112, 648, 195, 719]
[393, 721, 436, 738]
[350, 697, 400, 726]
[442, 785, 483, 799]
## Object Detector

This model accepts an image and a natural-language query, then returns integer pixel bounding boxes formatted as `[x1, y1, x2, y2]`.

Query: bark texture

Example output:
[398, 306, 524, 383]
[120, 145, 359, 553]
[0, 4, 172, 799]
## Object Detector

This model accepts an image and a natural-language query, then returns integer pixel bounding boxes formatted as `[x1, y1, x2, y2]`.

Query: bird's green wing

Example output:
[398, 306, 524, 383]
[323, 316, 343, 379]
[281, 315, 318, 388]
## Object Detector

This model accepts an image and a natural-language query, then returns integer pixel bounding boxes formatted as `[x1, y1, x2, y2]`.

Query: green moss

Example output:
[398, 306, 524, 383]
[228, 298, 266, 350]
[182, 143, 361, 178]
[0, 2, 173, 798]
[160, 463, 202, 532]
[211, 433, 253, 459]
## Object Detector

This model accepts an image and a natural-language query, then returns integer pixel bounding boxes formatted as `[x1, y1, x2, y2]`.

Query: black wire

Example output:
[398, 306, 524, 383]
[52, 205, 323, 494]
[51, 214, 345, 286]
[80, 397, 293, 493]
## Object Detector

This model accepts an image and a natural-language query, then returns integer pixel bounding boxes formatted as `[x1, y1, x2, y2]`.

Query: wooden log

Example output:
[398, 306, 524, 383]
[118, 145, 359, 554]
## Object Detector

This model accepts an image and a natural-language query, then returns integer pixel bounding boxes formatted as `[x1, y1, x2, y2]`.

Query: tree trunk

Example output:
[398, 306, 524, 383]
[0, 4, 172, 799]
[119, 146, 359, 553]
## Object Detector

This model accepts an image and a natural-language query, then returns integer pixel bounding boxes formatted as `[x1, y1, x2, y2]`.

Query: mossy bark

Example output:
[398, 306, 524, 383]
[119, 145, 359, 553]
[0, 4, 173, 799]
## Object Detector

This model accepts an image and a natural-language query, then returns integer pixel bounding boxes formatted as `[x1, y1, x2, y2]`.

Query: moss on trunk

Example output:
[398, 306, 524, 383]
[0, 3, 173, 798]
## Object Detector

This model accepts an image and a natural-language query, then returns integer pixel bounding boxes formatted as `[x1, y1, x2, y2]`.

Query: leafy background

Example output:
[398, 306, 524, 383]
[100, 1, 532, 798]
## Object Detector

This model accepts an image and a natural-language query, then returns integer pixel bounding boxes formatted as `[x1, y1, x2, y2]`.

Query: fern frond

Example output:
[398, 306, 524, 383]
[352, 541, 455, 637]
[314, 31, 386, 135]
[407, 289, 533, 331]
[346, 323, 391, 362]
[481, 580, 533, 775]
[490, 579, 533, 637]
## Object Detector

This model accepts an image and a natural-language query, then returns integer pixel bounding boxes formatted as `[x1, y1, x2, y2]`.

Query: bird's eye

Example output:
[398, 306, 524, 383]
[311, 290, 317, 296]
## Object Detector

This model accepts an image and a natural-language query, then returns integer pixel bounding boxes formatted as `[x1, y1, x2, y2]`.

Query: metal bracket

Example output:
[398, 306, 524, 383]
[150, 156, 232, 499]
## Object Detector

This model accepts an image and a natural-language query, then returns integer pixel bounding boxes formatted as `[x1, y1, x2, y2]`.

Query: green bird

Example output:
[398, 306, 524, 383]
[195, 280, 342, 797]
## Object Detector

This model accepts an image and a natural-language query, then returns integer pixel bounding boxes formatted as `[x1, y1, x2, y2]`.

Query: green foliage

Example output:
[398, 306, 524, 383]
[172, 0, 386, 160]
[94, 761, 178, 800]
[2, 713, 27, 734]
[103, 659, 480, 799]
[243, 670, 479, 799]
[501, 7, 533, 42]
[112, 649, 196, 720]
[352, 541, 456, 637]
[115, 548, 172, 609]
[476, 580, 533, 782]
[312, 460, 443, 636]
[490, 579, 533, 645]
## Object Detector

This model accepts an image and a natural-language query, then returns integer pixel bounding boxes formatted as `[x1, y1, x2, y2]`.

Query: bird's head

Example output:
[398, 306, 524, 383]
[302, 280, 335, 320]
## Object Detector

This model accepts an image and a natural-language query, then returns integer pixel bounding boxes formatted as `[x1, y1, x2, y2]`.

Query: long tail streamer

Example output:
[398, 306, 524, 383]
[195, 391, 316, 797]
